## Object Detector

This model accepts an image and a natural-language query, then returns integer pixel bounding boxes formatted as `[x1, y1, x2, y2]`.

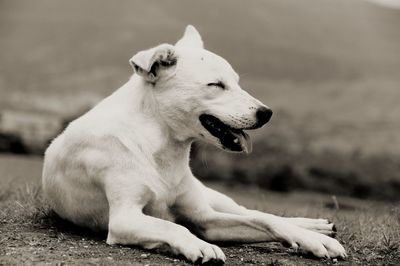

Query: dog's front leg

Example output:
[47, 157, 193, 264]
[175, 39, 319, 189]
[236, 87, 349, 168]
[107, 208, 225, 263]
[176, 178, 346, 259]
[105, 179, 225, 264]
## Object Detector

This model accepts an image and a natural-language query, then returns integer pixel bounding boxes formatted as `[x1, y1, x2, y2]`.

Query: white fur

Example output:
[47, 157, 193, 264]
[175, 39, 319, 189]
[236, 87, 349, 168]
[42, 25, 346, 264]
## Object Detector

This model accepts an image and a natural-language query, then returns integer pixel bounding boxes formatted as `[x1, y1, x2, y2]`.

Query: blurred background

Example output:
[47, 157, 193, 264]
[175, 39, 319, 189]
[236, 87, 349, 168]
[1, 0, 400, 201]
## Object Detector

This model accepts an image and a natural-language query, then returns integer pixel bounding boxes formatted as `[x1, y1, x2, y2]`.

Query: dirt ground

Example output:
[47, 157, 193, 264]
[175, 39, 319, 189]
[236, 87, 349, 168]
[0, 155, 399, 265]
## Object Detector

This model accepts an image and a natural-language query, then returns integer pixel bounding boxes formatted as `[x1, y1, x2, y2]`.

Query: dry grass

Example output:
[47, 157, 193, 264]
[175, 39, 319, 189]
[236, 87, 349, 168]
[0, 181, 399, 265]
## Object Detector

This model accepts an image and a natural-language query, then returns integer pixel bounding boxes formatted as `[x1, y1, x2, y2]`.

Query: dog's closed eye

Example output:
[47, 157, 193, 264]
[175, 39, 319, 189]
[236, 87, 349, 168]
[207, 81, 226, 90]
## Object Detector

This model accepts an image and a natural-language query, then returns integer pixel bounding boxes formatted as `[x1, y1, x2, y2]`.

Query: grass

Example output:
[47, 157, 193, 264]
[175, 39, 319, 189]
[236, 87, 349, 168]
[0, 156, 399, 265]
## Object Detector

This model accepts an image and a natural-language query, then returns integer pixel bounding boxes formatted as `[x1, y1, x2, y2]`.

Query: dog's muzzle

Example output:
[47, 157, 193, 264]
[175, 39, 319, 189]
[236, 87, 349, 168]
[199, 114, 252, 153]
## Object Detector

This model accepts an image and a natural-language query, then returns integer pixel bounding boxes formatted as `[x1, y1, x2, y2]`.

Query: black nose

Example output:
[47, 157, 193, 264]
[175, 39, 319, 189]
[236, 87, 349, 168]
[255, 107, 273, 127]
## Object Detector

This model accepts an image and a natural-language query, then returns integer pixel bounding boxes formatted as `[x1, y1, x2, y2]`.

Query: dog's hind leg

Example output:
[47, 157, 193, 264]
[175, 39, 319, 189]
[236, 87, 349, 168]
[201, 181, 336, 237]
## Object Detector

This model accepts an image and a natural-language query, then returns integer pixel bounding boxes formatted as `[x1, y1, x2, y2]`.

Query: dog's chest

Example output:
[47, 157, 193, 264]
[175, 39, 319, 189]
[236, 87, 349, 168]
[143, 193, 177, 222]
[140, 138, 191, 221]
[154, 145, 190, 186]
[142, 163, 188, 222]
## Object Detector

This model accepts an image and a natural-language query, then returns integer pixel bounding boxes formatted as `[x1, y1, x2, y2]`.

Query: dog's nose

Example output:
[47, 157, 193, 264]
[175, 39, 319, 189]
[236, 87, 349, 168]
[255, 107, 273, 127]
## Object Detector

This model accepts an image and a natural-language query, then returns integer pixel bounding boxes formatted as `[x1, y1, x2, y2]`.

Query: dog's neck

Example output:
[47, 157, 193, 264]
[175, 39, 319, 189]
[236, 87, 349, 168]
[110, 76, 193, 180]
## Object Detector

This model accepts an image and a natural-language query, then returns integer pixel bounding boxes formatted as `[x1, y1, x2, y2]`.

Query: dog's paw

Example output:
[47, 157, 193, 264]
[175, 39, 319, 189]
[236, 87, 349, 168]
[285, 217, 337, 237]
[180, 240, 226, 265]
[284, 227, 346, 259]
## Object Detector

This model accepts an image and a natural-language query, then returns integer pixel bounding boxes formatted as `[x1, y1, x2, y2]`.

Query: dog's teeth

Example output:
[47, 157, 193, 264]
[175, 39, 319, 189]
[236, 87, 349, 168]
[234, 138, 239, 144]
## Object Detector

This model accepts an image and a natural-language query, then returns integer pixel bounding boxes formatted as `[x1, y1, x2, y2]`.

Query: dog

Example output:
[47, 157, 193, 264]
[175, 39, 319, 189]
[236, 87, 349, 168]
[42, 25, 346, 264]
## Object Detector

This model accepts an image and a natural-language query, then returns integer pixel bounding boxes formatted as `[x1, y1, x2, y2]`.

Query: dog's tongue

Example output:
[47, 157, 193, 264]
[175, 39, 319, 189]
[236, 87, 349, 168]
[233, 131, 252, 154]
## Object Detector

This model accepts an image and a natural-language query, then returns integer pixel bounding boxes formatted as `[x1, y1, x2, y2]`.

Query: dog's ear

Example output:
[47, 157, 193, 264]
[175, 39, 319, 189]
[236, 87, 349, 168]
[175, 25, 203, 49]
[129, 44, 177, 83]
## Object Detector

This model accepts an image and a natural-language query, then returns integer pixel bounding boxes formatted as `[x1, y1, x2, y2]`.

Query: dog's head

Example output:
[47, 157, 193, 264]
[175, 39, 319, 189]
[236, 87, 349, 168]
[129, 25, 272, 153]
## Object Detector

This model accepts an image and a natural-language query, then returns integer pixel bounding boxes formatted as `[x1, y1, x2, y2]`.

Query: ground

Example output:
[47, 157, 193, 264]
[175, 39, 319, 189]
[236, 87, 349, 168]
[0, 155, 399, 265]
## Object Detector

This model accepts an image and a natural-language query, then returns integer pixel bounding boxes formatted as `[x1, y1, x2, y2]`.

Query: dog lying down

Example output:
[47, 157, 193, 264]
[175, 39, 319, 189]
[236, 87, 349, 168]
[42, 25, 346, 264]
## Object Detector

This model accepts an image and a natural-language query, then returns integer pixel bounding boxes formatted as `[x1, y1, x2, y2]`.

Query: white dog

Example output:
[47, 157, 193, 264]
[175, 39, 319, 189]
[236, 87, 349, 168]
[42, 25, 346, 264]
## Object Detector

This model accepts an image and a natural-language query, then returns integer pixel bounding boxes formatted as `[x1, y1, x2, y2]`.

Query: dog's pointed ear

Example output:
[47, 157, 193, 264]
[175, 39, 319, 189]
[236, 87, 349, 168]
[129, 44, 177, 83]
[175, 25, 203, 49]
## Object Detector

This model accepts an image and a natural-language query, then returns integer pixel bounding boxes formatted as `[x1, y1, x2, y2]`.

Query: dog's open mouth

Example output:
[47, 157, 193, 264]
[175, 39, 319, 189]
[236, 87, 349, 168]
[199, 114, 252, 153]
